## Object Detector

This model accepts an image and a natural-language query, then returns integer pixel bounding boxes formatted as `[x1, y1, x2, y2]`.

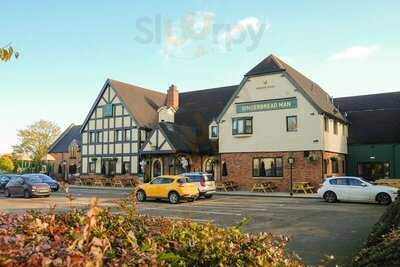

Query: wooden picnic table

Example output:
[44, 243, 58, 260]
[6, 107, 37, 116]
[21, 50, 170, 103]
[251, 181, 277, 193]
[292, 182, 314, 194]
[216, 180, 240, 191]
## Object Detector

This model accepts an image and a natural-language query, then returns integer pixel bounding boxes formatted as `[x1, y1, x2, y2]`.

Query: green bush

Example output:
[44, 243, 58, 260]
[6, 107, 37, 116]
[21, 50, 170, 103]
[352, 199, 400, 267]
[366, 199, 400, 246]
[0, 197, 304, 266]
[352, 229, 400, 267]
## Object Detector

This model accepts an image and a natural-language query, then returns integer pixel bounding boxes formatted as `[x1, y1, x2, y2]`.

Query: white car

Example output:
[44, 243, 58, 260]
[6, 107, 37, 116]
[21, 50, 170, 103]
[182, 172, 216, 199]
[318, 176, 399, 205]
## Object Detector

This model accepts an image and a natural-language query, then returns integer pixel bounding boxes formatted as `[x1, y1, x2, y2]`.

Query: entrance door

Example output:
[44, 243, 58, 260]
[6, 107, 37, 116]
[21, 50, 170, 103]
[152, 160, 162, 177]
[104, 160, 116, 177]
[357, 162, 390, 181]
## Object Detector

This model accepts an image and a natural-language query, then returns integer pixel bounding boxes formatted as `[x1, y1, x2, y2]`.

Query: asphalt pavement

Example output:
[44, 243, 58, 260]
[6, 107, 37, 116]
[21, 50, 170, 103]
[0, 187, 385, 266]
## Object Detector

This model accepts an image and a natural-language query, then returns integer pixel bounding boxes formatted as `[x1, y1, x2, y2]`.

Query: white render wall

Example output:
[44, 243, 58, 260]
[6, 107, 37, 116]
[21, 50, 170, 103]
[219, 73, 347, 154]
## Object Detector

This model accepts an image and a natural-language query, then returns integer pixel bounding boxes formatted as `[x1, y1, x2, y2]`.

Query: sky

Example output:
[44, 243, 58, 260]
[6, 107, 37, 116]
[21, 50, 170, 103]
[1, 0, 400, 154]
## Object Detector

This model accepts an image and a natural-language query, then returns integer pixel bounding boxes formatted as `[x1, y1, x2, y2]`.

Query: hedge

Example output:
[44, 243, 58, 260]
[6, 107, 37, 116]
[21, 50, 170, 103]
[352, 199, 400, 267]
[0, 195, 304, 266]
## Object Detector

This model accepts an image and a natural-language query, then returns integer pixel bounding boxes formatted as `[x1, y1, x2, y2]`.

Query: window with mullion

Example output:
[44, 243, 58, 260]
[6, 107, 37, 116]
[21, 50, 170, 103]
[253, 157, 283, 177]
[232, 117, 252, 135]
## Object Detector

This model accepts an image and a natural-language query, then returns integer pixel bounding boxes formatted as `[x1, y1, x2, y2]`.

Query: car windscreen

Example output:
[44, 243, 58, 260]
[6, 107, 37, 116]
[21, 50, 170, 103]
[26, 177, 43, 183]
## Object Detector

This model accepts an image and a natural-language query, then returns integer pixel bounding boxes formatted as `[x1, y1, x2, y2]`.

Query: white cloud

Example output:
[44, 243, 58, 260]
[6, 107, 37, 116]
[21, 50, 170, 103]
[329, 45, 380, 61]
[220, 17, 264, 43]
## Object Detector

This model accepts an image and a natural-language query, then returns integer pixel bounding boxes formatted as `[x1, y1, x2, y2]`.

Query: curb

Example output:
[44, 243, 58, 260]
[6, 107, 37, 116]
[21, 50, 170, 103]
[69, 185, 134, 191]
[214, 191, 320, 200]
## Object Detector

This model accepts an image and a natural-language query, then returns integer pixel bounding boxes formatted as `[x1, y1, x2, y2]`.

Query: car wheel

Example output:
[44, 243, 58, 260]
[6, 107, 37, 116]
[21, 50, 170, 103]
[376, 193, 392, 205]
[136, 190, 146, 202]
[323, 191, 337, 203]
[24, 190, 31, 199]
[204, 194, 213, 199]
[168, 191, 180, 204]
[4, 189, 10, 198]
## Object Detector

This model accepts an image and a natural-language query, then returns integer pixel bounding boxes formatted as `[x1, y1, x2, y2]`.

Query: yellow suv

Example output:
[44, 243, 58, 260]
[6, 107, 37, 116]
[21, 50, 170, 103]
[136, 175, 199, 204]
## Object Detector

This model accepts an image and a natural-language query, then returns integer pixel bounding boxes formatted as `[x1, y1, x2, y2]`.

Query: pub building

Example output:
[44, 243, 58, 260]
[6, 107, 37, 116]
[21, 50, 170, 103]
[334, 92, 400, 180]
[217, 55, 347, 191]
[78, 54, 353, 190]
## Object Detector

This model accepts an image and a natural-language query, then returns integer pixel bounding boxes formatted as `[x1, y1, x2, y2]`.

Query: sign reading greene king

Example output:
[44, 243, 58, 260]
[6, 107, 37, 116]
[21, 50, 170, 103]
[236, 97, 297, 113]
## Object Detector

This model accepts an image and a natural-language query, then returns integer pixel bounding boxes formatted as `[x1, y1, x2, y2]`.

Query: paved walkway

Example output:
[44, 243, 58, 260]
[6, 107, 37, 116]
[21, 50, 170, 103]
[215, 190, 319, 199]
[68, 185, 319, 199]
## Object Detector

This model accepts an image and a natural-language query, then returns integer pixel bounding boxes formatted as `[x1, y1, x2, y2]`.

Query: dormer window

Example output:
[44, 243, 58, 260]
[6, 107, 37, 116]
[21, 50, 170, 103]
[211, 126, 219, 138]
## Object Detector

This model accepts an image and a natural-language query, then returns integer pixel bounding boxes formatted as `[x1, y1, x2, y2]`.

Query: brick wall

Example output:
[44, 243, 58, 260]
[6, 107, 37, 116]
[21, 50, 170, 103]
[221, 150, 344, 192]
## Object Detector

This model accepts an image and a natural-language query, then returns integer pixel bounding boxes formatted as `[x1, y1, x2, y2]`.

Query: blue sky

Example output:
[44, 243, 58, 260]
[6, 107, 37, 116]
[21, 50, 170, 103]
[1, 1, 400, 154]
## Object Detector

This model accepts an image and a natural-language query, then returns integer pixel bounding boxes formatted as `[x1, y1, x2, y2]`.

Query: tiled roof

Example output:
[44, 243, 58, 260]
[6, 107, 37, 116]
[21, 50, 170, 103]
[49, 124, 81, 153]
[334, 92, 400, 144]
[159, 122, 199, 153]
[246, 54, 346, 122]
[110, 80, 166, 128]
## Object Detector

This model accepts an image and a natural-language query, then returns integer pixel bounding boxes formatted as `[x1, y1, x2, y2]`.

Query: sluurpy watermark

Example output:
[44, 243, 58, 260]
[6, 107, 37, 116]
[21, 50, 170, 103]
[134, 12, 270, 59]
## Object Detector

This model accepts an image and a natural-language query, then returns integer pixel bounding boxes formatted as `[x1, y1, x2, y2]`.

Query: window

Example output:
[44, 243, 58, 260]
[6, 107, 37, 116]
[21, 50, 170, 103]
[333, 121, 338, 135]
[90, 132, 96, 144]
[324, 117, 329, 132]
[89, 162, 96, 173]
[124, 129, 130, 141]
[331, 158, 339, 173]
[323, 159, 328, 174]
[286, 116, 298, 132]
[211, 126, 219, 138]
[342, 124, 347, 136]
[253, 157, 283, 177]
[232, 117, 252, 135]
[122, 162, 130, 174]
[103, 104, 114, 117]
[115, 130, 123, 142]
[96, 132, 102, 143]
[348, 178, 363, 186]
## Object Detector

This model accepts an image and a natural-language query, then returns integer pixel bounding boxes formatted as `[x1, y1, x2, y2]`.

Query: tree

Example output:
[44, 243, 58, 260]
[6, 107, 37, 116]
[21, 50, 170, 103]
[0, 155, 15, 173]
[0, 43, 19, 61]
[13, 120, 61, 163]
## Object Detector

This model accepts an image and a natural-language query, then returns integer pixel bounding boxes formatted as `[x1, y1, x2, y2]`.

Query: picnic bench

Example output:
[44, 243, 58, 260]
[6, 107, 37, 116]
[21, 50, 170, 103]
[376, 179, 400, 189]
[216, 180, 240, 191]
[292, 182, 315, 194]
[251, 181, 277, 193]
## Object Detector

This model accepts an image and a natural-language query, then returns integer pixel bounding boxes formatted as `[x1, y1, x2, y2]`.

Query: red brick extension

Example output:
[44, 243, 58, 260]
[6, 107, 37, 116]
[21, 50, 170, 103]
[221, 151, 346, 192]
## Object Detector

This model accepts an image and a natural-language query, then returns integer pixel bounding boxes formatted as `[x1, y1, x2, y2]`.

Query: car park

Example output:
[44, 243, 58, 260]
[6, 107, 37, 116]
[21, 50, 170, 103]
[182, 172, 216, 199]
[23, 173, 60, 192]
[318, 176, 399, 205]
[136, 175, 199, 204]
[5, 175, 51, 198]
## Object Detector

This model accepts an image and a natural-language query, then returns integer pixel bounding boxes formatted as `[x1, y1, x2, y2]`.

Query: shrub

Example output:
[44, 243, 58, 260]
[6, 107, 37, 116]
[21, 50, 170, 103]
[352, 199, 400, 267]
[366, 199, 400, 246]
[0, 197, 304, 266]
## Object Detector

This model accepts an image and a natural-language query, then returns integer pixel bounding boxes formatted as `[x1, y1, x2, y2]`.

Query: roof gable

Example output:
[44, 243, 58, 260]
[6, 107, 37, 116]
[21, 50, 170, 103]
[49, 124, 81, 153]
[242, 54, 346, 122]
[110, 80, 166, 128]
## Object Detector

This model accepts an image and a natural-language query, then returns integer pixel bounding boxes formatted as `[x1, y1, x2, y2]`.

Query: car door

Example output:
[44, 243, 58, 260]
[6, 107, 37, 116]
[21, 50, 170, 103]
[146, 178, 163, 197]
[332, 178, 350, 200]
[346, 178, 369, 202]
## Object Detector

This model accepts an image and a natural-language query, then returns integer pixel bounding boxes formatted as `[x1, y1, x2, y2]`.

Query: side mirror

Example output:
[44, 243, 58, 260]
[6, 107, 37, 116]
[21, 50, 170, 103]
[361, 183, 368, 187]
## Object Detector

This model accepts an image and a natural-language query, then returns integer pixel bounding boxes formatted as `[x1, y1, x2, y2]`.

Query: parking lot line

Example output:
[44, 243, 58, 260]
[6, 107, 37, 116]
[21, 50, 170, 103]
[139, 207, 243, 216]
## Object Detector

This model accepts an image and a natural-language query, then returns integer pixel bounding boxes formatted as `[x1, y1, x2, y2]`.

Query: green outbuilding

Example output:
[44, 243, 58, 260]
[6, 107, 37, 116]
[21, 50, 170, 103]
[335, 92, 400, 181]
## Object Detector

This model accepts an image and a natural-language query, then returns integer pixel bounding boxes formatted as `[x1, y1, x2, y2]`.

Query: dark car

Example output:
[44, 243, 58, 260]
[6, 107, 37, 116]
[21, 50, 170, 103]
[0, 175, 11, 192]
[23, 174, 60, 192]
[5, 176, 51, 198]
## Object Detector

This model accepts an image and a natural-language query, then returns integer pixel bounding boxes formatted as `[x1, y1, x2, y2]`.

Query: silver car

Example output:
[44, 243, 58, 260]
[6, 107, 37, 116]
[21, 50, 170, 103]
[182, 172, 216, 199]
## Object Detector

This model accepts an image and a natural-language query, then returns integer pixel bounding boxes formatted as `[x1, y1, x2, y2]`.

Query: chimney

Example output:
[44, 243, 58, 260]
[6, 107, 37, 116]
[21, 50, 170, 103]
[166, 84, 179, 110]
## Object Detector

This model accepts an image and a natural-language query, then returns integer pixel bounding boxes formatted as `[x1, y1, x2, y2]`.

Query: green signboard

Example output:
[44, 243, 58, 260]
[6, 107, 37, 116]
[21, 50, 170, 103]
[236, 98, 297, 113]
